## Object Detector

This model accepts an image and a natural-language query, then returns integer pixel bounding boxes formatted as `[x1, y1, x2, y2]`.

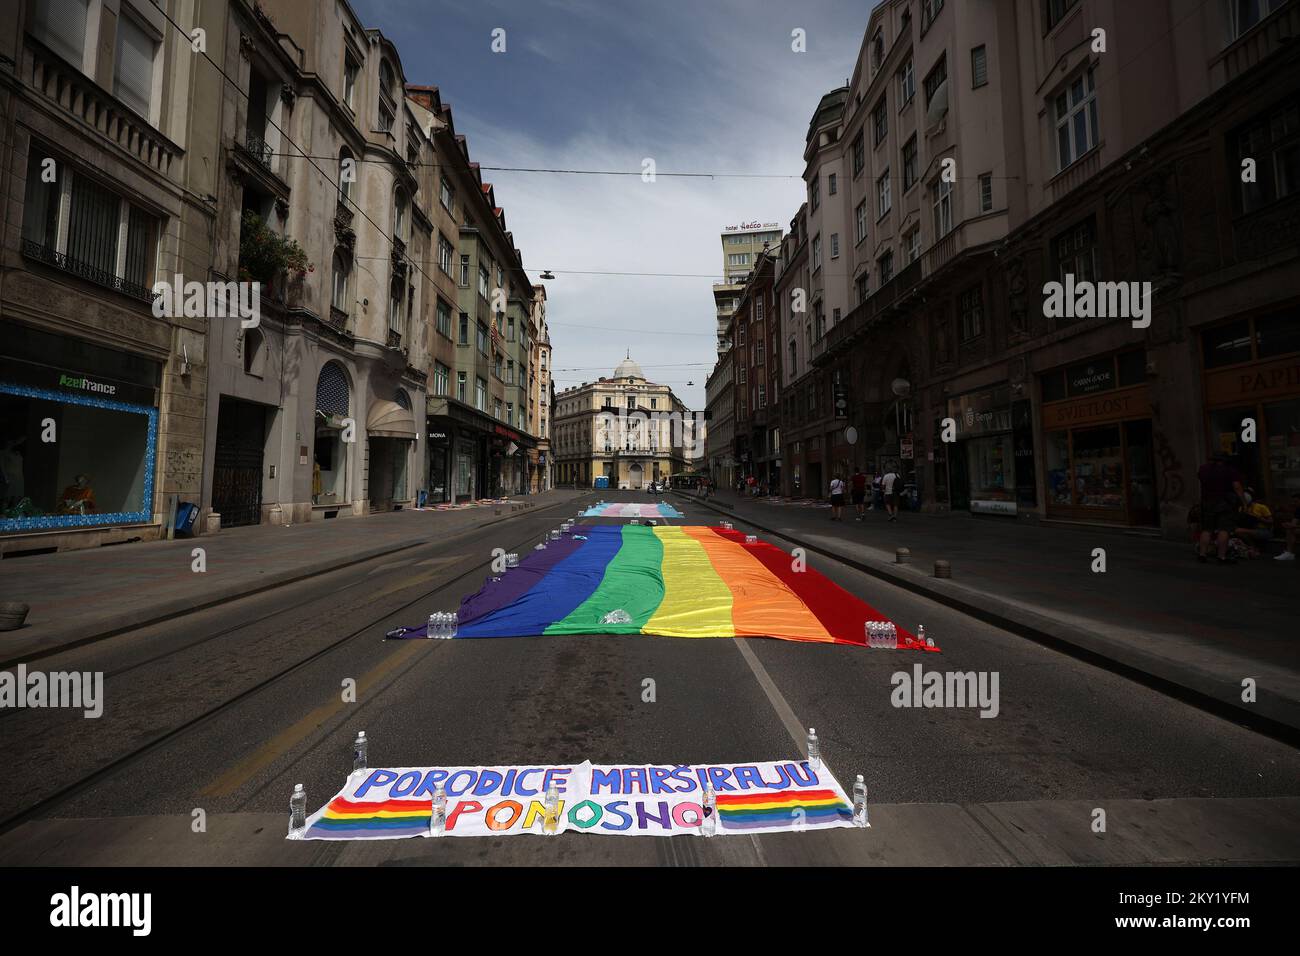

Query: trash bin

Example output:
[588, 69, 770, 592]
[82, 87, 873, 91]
[175, 501, 199, 537]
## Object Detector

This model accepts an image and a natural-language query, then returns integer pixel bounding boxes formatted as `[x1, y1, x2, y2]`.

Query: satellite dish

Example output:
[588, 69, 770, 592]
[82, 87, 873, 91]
[845, 426, 858, 445]
[891, 378, 911, 397]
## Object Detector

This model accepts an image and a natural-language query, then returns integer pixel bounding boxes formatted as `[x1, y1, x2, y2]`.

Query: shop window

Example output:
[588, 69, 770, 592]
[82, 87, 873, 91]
[1045, 430, 1072, 506]
[1265, 399, 1300, 504]
[1256, 311, 1300, 359]
[313, 362, 350, 505]
[0, 386, 156, 530]
[1072, 425, 1125, 510]
[1201, 319, 1253, 368]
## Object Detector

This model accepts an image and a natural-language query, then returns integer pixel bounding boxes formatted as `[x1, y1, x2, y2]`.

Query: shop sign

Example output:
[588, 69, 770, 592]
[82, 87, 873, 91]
[1066, 362, 1115, 396]
[1204, 355, 1300, 407]
[1042, 385, 1150, 430]
[900, 434, 914, 459]
[428, 431, 448, 441]
[948, 386, 1012, 438]
[971, 499, 1017, 515]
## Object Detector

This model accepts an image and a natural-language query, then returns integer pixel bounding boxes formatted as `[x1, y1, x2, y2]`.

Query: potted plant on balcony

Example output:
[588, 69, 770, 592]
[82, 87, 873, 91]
[238, 210, 309, 305]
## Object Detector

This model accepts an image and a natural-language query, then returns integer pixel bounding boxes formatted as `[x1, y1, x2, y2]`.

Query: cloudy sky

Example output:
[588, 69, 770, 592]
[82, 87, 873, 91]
[353, 0, 873, 409]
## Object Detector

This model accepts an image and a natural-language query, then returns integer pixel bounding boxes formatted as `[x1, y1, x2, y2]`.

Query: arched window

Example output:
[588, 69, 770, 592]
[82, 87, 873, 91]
[331, 248, 350, 313]
[393, 187, 407, 242]
[394, 389, 411, 411]
[316, 361, 350, 417]
[338, 147, 354, 205]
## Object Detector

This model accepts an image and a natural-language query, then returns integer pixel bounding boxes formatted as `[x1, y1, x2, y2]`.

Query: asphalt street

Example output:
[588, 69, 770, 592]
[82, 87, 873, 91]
[2, 491, 1298, 865]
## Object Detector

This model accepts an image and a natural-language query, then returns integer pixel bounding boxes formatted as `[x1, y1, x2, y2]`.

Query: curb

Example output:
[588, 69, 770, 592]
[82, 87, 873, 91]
[672, 491, 1300, 743]
[1, 492, 589, 668]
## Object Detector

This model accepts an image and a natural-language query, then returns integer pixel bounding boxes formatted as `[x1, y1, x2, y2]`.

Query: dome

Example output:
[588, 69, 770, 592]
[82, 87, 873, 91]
[614, 353, 644, 381]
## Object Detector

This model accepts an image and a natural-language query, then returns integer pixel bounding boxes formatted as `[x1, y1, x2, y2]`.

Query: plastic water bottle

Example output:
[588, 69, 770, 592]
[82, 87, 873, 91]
[446, 611, 457, 639]
[745, 534, 757, 544]
[428, 612, 439, 639]
[430, 785, 447, 836]
[542, 783, 561, 835]
[701, 785, 717, 837]
[807, 727, 821, 770]
[853, 775, 869, 827]
[352, 731, 367, 772]
[288, 783, 307, 836]
[887, 622, 897, 649]
[917, 624, 926, 648]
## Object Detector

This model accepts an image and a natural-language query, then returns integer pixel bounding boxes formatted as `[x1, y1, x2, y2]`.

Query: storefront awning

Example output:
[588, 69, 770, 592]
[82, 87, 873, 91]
[367, 400, 417, 438]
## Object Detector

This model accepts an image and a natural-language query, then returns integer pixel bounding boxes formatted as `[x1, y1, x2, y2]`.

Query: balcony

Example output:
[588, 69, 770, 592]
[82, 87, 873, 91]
[327, 306, 350, 333]
[1213, 2, 1300, 86]
[21, 239, 158, 304]
[1048, 147, 1101, 204]
[387, 329, 403, 350]
[241, 130, 274, 170]
[813, 258, 921, 366]
[24, 34, 182, 178]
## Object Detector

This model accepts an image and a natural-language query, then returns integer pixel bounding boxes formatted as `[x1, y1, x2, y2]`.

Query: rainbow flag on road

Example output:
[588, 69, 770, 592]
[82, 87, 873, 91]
[303, 796, 432, 839]
[715, 788, 854, 830]
[390, 525, 938, 648]
[581, 502, 684, 519]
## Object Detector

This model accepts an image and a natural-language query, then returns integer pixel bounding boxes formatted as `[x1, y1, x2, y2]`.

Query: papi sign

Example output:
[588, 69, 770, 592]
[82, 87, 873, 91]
[295, 759, 854, 839]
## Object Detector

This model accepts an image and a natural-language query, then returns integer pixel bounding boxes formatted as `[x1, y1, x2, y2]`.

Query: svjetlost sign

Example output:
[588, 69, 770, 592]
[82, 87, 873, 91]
[1041, 273, 1152, 329]
[152, 274, 260, 328]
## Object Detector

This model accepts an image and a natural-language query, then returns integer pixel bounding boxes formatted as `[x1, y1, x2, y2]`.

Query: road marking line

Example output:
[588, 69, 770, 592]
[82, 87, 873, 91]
[731, 638, 808, 757]
[198, 639, 430, 798]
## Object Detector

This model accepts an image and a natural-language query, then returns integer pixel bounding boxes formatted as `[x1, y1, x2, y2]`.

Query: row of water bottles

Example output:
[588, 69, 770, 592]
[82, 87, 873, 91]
[866, 621, 898, 648]
[427, 611, 458, 639]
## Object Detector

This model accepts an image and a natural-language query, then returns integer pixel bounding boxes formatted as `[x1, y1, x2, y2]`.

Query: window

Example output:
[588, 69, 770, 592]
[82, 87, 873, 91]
[1053, 217, 1097, 283]
[434, 362, 449, 396]
[979, 172, 993, 212]
[436, 298, 452, 338]
[728, 253, 752, 267]
[393, 189, 407, 241]
[932, 177, 953, 237]
[1054, 66, 1099, 170]
[828, 172, 838, 195]
[494, 352, 502, 379]
[812, 234, 822, 272]
[477, 322, 488, 355]
[114, 14, 157, 120]
[921, 0, 945, 31]
[439, 176, 454, 211]
[506, 402, 514, 425]
[898, 58, 915, 106]
[459, 255, 470, 287]
[478, 264, 490, 299]
[437, 234, 454, 275]
[856, 271, 870, 303]
[456, 371, 467, 402]
[378, 60, 396, 132]
[507, 316, 516, 342]
[388, 278, 405, 336]
[1045, 0, 1081, 32]
[924, 54, 947, 106]
[872, 98, 889, 146]
[810, 175, 821, 211]
[458, 312, 469, 345]
[830, 233, 840, 259]
[878, 249, 894, 285]
[31, 0, 89, 69]
[331, 249, 350, 312]
[22, 152, 159, 297]
[855, 200, 868, 244]
[902, 135, 918, 191]
[344, 54, 359, 110]
[971, 45, 988, 88]
[476, 377, 487, 410]
[959, 286, 984, 341]
[905, 226, 921, 264]
[852, 131, 865, 177]
[758, 384, 767, 408]
[406, 126, 419, 167]
[1236, 100, 1300, 213]
[877, 169, 892, 217]
[871, 30, 885, 70]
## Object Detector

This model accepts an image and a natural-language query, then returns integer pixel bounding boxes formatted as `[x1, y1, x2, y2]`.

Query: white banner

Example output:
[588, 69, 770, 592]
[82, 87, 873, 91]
[295, 759, 856, 839]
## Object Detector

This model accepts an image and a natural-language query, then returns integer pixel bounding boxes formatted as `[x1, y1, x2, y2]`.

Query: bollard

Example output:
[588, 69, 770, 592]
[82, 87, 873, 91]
[934, 560, 951, 579]
[495, 508, 501, 516]
[895, 547, 911, 564]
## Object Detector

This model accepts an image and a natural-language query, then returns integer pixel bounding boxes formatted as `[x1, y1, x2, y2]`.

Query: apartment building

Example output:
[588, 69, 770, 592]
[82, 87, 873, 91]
[731, 249, 779, 490]
[704, 356, 733, 489]
[530, 283, 551, 492]
[1, 0, 211, 554]
[791, 0, 1300, 534]
[774, 204, 811, 494]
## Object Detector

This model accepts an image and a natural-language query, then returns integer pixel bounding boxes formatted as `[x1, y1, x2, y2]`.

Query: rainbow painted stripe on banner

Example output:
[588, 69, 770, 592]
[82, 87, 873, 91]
[715, 788, 853, 830]
[581, 502, 684, 519]
[391, 525, 938, 648]
[305, 797, 432, 838]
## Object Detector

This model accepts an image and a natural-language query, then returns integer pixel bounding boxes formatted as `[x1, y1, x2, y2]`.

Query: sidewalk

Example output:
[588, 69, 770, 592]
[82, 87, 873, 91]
[0, 490, 586, 665]
[680, 489, 1300, 736]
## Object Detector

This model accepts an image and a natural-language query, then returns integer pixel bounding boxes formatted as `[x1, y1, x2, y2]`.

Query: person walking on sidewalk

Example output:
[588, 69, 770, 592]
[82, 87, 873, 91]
[851, 467, 868, 520]
[829, 474, 846, 521]
[881, 468, 902, 521]
[1196, 452, 1244, 564]
[1275, 491, 1300, 561]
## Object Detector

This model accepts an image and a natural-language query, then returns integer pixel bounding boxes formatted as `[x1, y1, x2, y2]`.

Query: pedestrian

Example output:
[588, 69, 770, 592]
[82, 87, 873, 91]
[1196, 452, 1244, 564]
[872, 472, 884, 511]
[881, 467, 901, 521]
[829, 474, 846, 521]
[851, 467, 868, 520]
[1274, 491, 1300, 561]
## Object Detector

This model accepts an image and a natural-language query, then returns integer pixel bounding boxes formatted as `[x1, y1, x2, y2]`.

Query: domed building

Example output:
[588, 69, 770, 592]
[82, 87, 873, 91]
[552, 353, 698, 489]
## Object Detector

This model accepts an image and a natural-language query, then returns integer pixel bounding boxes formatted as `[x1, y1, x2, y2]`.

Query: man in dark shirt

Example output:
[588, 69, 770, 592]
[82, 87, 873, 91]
[851, 468, 868, 520]
[1197, 453, 1244, 564]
